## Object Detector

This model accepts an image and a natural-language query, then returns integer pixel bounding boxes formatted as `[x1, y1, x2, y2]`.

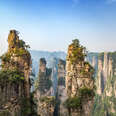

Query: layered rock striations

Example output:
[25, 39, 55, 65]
[35, 58, 55, 116]
[65, 39, 95, 116]
[0, 30, 32, 116]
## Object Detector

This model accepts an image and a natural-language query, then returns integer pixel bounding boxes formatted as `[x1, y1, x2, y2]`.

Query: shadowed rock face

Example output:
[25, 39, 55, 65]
[65, 40, 95, 116]
[0, 30, 32, 115]
[57, 59, 69, 116]
[37, 58, 52, 96]
[35, 58, 55, 116]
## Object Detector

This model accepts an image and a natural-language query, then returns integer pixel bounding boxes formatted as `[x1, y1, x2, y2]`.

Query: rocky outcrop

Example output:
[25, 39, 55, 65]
[0, 30, 32, 116]
[36, 96, 55, 116]
[51, 58, 58, 96]
[57, 59, 68, 116]
[36, 58, 52, 96]
[35, 58, 55, 116]
[65, 39, 95, 116]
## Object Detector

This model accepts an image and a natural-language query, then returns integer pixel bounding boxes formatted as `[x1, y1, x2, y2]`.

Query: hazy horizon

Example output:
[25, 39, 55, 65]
[0, 0, 116, 54]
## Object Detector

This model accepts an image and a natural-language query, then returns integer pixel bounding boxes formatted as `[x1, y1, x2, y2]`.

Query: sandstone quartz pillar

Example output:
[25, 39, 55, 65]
[65, 39, 95, 116]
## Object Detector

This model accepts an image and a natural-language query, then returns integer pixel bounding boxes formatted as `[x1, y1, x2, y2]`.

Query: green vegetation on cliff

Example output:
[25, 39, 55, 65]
[0, 69, 24, 84]
[64, 96, 81, 109]
[79, 87, 95, 98]
[0, 30, 35, 116]
[21, 93, 38, 116]
[64, 87, 95, 109]
[40, 96, 55, 105]
[69, 39, 86, 64]
[66, 39, 95, 116]
[92, 95, 116, 116]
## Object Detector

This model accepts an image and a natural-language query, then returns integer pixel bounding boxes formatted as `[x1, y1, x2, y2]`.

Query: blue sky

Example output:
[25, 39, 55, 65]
[0, 0, 116, 54]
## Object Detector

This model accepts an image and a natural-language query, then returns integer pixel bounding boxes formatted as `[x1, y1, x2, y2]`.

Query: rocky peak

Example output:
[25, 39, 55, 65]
[8, 30, 19, 50]
[103, 52, 109, 83]
[65, 39, 95, 116]
[58, 59, 66, 86]
[1, 30, 32, 99]
[8, 30, 30, 51]
[34, 58, 55, 116]
[58, 59, 66, 70]
[57, 59, 68, 116]
[39, 58, 47, 73]
[0, 30, 32, 115]
[37, 58, 52, 96]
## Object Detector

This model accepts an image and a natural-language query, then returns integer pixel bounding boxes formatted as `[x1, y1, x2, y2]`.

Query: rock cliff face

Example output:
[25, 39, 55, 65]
[57, 59, 68, 116]
[65, 39, 95, 116]
[96, 53, 114, 95]
[35, 58, 55, 116]
[36, 58, 52, 96]
[51, 58, 58, 96]
[0, 30, 32, 116]
[92, 52, 116, 116]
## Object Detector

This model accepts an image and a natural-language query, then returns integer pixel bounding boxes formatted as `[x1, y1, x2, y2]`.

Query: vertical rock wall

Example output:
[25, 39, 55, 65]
[97, 53, 113, 95]
[57, 59, 68, 116]
[51, 58, 58, 96]
[0, 30, 32, 116]
[92, 52, 116, 116]
[35, 58, 55, 116]
[65, 39, 95, 116]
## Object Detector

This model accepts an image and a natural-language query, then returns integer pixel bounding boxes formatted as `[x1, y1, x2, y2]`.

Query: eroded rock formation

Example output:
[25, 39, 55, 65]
[51, 58, 58, 96]
[65, 39, 95, 116]
[57, 59, 68, 116]
[35, 58, 55, 116]
[92, 52, 116, 116]
[97, 53, 113, 95]
[0, 30, 32, 116]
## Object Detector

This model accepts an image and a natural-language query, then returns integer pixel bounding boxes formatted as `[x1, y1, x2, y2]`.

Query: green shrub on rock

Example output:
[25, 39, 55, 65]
[40, 96, 55, 105]
[64, 87, 95, 110]
[63, 97, 81, 109]
[79, 87, 95, 98]
[0, 69, 25, 84]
